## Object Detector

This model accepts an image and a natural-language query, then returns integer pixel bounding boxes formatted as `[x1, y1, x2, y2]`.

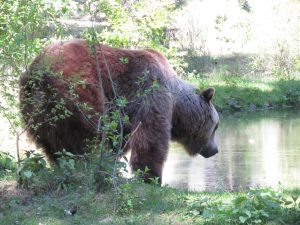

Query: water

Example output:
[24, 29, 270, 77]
[163, 109, 300, 191]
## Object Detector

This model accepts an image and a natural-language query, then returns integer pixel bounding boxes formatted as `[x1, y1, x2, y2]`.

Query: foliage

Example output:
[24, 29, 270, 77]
[1, 180, 299, 225]
[0, 151, 16, 171]
[55, 150, 76, 171]
[185, 73, 300, 113]
[132, 167, 160, 185]
[136, 69, 161, 104]
[87, 0, 176, 48]
[92, 95, 130, 192]
[178, 0, 300, 80]
[116, 182, 146, 214]
[40, 152, 95, 193]
[0, 0, 70, 130]
[16, 150, 47, 188]
[0, 0, 72, 185]
[81, 0, 186, 74]
[185, 188, 300, 224]
[14, 148, 92, 191]
[53, 150, 80, 191]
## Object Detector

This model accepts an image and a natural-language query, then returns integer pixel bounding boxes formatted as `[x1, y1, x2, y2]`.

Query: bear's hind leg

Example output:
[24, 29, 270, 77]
[31, 117, 94, 161]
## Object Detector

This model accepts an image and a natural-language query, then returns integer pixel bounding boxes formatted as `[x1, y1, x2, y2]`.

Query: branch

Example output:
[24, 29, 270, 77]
[121, 121, 142, 153]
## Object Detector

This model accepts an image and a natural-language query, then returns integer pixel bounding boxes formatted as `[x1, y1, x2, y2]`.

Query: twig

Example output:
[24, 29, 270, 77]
[121, 121, 142, 152]
[6, 115, 26, 166]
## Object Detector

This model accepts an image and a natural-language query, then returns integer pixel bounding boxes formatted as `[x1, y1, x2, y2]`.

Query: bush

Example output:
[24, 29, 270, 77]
[16, 150, 47, 188]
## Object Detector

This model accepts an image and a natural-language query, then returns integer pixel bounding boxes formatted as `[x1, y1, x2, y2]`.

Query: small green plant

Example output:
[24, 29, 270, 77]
[55, 150, 76, 171]
[117, 182, 146, 214]
[53, 149, 85, 191]
[0, 151, 16, 171]
[186, 195, 222, 219]
[130, 166, 161, 185]
[16, 150, 47, 188]
[148, 177, 160, 185]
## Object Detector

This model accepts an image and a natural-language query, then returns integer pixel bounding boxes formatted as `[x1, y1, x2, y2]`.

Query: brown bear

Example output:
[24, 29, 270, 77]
[19, 39, 219, 182]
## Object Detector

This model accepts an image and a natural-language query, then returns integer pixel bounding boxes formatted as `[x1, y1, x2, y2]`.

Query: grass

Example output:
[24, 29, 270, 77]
[183, 52, 300, 113]
[185, 74, 300, 113]
[0, 170, 300, 225]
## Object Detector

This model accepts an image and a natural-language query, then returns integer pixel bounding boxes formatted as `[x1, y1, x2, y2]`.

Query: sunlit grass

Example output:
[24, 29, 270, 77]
[184, 73, 300, 112]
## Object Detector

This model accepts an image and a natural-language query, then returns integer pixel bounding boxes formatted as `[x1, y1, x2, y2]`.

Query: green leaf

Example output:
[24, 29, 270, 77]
[239, 216, 247, 223]
[261, 210, 269, 218]
[202, 209, 213, 219]
[284, 200, 293, 205]
[234, 196, 247, 206]
[243, 209, 251, 217]
[23, 170, 33, 178]
[191, 210, 200, 216]
[68, 159, 75, 170]
[232, 209, 239, 214]
[65, 151, 74, 157]
[291, 195, 299, 202]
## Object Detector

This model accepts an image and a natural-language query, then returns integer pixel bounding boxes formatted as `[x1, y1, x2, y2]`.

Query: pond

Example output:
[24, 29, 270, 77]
[163, 108, 300, 191]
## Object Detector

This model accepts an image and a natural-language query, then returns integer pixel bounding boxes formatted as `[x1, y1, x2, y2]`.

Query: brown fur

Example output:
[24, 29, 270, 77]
[19, 39, 219, 182]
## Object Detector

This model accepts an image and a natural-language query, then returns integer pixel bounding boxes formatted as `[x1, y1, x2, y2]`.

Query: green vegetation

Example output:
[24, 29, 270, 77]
[1, 168, 299, 225]
[186, 74, 300, 113]
[0, 151, 16, 171]
[183, 52, 300, 113]
[1, 153, 300, 224]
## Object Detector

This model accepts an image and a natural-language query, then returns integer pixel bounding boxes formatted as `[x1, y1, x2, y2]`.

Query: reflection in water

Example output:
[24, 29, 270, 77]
[162, 109, 300, 191]
[261, 121, 281, 186]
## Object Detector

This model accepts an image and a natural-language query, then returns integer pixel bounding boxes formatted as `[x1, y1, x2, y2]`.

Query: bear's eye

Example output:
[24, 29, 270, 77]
[213, 123, 219, 132]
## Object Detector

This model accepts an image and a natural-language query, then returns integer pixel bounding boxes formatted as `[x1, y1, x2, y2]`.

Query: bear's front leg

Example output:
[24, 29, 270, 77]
[130, 148, 164, 184]
[129, 119, 171, 184]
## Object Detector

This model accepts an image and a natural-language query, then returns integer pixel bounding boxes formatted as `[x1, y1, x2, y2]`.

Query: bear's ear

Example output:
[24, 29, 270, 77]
[201, 87, 215, 102]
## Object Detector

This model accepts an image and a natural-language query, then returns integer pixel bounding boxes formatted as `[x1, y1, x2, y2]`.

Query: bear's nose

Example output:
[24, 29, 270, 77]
[200, 147, 218, 158]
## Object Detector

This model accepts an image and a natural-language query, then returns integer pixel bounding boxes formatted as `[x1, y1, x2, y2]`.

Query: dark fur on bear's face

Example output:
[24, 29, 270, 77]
[171, 86, 219, 158]
[19, 39, 219, 183]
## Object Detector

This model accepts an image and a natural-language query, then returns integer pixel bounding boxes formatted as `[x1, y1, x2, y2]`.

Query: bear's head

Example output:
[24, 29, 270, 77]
[196, 87, 219, 158]
[173, 87, 219, 158]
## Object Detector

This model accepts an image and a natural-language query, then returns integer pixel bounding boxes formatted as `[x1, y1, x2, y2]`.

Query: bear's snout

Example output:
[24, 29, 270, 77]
[200, 147, 218, 158]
